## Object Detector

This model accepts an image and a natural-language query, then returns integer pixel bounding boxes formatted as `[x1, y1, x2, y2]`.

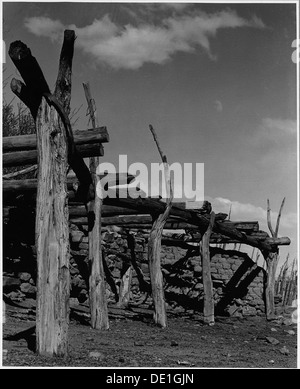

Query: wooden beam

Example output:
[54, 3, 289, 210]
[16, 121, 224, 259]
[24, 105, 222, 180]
[3, 143, 104, 167]
[3, 127, 109, 152]
[3, 173, 135, 194]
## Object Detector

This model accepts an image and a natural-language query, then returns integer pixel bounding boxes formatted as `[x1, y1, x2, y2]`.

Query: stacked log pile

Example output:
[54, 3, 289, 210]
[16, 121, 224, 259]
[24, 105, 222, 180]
[2, 127, 109, 167]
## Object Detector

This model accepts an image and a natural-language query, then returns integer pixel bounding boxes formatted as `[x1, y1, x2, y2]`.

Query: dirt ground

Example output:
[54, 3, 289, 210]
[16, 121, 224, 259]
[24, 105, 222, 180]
[2, 298, 298, 368]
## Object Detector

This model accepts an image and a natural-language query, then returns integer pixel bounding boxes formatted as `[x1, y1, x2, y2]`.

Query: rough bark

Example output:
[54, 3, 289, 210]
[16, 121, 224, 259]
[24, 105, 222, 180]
[263, 249, 279, 320]
[263, 198, 286, 320]
[200, 212, 215, 325]
[35, 97, 70, 356]
[147, 125, 173, 328]
[83, 82, 109, 330]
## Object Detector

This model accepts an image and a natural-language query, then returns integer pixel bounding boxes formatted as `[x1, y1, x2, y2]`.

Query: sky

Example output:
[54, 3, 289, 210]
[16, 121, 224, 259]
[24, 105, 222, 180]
[1, 1, 299, 270]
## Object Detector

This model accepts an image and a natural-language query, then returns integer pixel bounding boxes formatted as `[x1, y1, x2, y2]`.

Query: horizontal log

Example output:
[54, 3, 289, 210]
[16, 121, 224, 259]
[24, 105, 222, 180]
[2, 183, 291, 250]
[3, 204, 141, 219]
[221, 221, 259, 232]
[2, 173, 136, 195]
[3, 165, 38, 180]
[3, 127, 109, 152]
[3, 143, 104, 167]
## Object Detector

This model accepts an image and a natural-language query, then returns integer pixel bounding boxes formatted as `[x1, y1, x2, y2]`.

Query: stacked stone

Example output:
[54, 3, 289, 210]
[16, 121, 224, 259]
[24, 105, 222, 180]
[4, 271, 36, 300]
[3, 222, 267, 317]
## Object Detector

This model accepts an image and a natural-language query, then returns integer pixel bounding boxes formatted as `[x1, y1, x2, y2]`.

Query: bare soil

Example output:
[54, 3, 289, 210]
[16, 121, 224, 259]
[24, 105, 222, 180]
[2, 298, 298, 368]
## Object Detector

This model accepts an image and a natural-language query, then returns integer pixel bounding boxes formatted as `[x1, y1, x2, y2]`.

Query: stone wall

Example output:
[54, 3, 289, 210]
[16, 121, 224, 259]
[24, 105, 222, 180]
[68, 224, 267, 317]
[3, 219, 267, 317]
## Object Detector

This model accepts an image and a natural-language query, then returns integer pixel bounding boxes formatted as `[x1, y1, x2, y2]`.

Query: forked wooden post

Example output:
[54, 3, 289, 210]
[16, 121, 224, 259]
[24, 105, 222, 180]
[148, 125, 173, 328]
[9, 30, 96, 355]
[83, 82, 109, 330]
[200, 211, 215, 325]
[263, 197, 286, 320]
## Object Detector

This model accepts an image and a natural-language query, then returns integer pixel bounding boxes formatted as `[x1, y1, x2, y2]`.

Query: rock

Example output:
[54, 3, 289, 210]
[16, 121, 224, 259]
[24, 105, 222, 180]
[283, 318, 293, 326]
[79, 243, 88, 250]
[227, 304, 241, 317]
[265, 336, 280, 345]
[242, 306, 257, 316]
[285, 330, 295, 335]
[18, 272, 31, 282]
[270, 328, 278, 332]
[234, 298, 244, 306]
[6, 290, 25, 301]
[89, 351, 105, 360]
[129, 359, 139, 367]
[279, 346, 289, 355]
[134, 341, 145, 346]
[70, 230, 84, 243]
[171, 340, 179, 347]
[177, 360, 195, 366]
[3, 275, 20, 292]
[69, 297, 79, 306]
[20, 282, 36, 296]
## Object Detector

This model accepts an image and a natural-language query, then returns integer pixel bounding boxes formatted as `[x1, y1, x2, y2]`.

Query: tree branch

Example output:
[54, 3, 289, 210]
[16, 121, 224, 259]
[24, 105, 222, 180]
[267, 199, 276, 238]
[275, 197, 286, 237]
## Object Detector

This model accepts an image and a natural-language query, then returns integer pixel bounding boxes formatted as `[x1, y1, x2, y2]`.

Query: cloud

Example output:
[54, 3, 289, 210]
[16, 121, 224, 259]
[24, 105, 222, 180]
[250, 117, 297, 171]
[24, 8, 266, 70]
[254, 118, 297, 146]
[24, 16, 64, 42]
[210, 196, 297, 231]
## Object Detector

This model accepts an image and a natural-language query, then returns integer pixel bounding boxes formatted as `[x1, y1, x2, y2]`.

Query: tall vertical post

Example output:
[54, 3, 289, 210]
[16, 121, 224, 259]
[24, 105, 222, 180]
[148, 125, 173, 328]
[264, 197, 286, 320]
[83, 82, 109, 330]
[200, 211, 215, 325]
[35, 98, 70, 356]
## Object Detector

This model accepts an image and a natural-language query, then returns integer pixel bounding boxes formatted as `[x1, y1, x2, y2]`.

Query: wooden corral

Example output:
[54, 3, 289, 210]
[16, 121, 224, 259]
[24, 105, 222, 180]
[3, 29, 291, 357]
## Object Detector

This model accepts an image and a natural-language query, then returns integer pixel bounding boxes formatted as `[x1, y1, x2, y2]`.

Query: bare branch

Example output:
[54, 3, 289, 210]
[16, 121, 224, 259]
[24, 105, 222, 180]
[275, 197, 286, 237]
[149, 124, 173, 203]
[3, 164, 37, 179]
[267, 199, 276, 238]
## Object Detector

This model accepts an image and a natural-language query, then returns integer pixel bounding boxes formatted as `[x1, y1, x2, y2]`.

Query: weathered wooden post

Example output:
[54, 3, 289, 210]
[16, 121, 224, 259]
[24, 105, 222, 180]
[9, 31, 94, 356]
[83, 82, 109, 330]
[263, 197, 285, 320]
[200, 211, 215, 325]
[147, 125, 173, 328]
[35, 96, 70, 356]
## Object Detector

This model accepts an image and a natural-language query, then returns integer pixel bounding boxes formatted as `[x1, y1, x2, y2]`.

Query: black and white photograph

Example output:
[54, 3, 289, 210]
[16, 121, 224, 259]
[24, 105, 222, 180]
[1, 0, 299, 370]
